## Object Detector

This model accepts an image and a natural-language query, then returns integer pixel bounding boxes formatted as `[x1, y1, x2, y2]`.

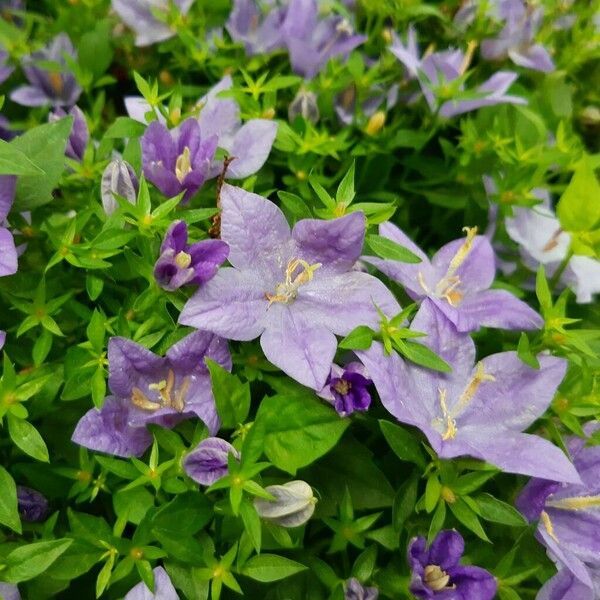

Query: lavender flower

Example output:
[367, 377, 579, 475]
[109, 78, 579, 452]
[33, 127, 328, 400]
[183, 437, 239, 486]
[254, 480, 316, 527]
[289, 89, 320, 124]
[319, 362, 372, 417]
[49, 106, 88, 161]
[154, 220, 229, 292]
[0, 583, 20, 600]
[408, 530, 497, 600]
[101, 159, 139, 216]
[112, 0, 194, 47]
[179, 184, 399, 390]
[363, 222, 542, 332]
[16, 486, 48, 522]
[0, 175, 18, 278]
[538, 567, 600, 600]
[0, 47, 14, 84]
[281, 0, 366, 79]
[0, 331, 5, 350]
[124, 566, 179, 600]
[71, 331, 230, 458]
[358, 300, 580, 483]
[345, 578, 378, 600]
[141, 118, 217, 203]
[10, 34, 81, 107]
[516, 425, 600, 598]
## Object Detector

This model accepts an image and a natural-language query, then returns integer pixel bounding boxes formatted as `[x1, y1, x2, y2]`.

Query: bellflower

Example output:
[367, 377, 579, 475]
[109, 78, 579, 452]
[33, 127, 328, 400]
[0, 583, 20, 600]
[538, 567, 600, 600]
[225, 0, 287, 55]
[71, 331, 230, 458]
[319, 361, 372, 417]
[254, 480, 316, 527]
[390, 27, 525, 118]
[49, 106, 88, 161]
[154, 220, 229, 292]
[344, 578, 378, 600]
[124, 566, 179, 600]
[141, 118, 217, 203]
[11, 34, 81, 107]
[281, 0, 366, 79]
[0, 175, 18, 278]
[101, 159, 139, 216]
[516, 425, 600, 598]
[358, 300, 580, 483]
[112, 0, 193, 47]
[408, 530, 497, 600]
[183, 437, 239, 486]
[0, 47, 13, 84]
[505, 197, 600, 304]
[179, 184, 400, 390]
[16, 486, 48, 522]
[363, 221, 543, 332]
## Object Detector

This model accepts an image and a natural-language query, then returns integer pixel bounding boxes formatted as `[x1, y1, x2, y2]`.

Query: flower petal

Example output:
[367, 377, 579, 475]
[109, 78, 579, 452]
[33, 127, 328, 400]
[124, 566, 179, 600]
[0, 228, 18, 277]
[428, 529, 465, 570]
[166, 330, 231, 374]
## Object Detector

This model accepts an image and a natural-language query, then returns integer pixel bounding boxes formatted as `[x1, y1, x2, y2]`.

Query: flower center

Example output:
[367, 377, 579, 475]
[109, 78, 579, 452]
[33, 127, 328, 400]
[265, 258, 321, 306]
[175, 251, 192, 269]
[130, 369, 190, 413]
[423, 564, 451, 591]
[175, 146, 192, 183]
[48, 72, 64, 95]
[333, 379, 352, 395]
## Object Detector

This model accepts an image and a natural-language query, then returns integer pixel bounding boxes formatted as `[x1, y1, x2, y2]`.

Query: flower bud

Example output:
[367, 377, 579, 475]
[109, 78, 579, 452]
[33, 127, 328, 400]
[101, 159, 139, 216]
[345, 578, 379, 600]
[288, 90, 320, 124]
[254, 480, 316, 528]
[365, 110, 386, 136]
[17, 485, 48, 522]
[183, 437, 239, 486]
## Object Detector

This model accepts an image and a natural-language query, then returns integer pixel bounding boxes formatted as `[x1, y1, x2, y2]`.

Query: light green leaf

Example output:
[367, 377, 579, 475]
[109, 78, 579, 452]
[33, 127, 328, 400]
[241, 554, 307, 582]
[7, 415, 49, 462]
[0, 465, 21, 533]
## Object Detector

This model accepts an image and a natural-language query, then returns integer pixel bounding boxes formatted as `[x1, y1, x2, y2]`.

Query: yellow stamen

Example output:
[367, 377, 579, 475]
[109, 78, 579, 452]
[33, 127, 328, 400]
[452, 361, 495, 418]
[446, 226, 478, 280]
[546, 496, 600, 511]
[48, 72, 64, 95]
[417, 271, 431, 294]
[542, 228, 563, 253]
[459, 41, 478, 76]
[265, 258, 322, 306]
[540, 510, 559, 543]
[172, 377, 190, 412]
[175, 146, 192, 183]
[133, 369, 188, 413]
[175, 251, 192, 269]
[439, 388, 457, 440]
[333, 380, 352, 395]
[131, 387, 161, 411]
[424, 564, 452, 591]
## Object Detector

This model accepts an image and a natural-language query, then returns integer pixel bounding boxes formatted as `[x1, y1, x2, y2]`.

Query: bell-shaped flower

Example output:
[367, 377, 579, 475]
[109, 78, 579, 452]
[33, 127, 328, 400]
[124, 567, 179, 600]
[358, 301, 580, 483]
[179, 184, 399, 390]
[183, 437, 239, 486]
[11, 34, 81, 107]
[254, 480, 316, 527]
[49, 105, 88, 161]
[112, 0, 194, 47]
[319, 361, 372, 417]
[0, 175, 18, 277]
[363, 221, 542, 332]
[72, 331, 230, 458]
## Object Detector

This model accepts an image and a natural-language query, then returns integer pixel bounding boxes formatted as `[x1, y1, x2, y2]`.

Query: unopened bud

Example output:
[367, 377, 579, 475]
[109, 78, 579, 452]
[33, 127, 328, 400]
[183, 437, 240, 486]
[254, 480, 316, 527]
[17, 486, 48, 522]
[288, 90, 320, 124]
[365, 111, 386, 136]
[101, 159, 139, 216]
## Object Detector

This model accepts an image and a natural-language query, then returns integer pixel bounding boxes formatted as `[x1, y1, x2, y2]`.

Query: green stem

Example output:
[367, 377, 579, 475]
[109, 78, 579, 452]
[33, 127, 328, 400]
[549, 249, 573, 290]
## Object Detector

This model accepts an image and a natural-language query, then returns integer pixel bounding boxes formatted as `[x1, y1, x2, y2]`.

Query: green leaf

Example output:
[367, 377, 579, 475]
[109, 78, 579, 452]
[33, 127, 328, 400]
[95, 553, 115, 598]
[241, 554, 307, 582]
[151, 492, 213, 537]
[425, 476, 441, 513]
[365, 234, 422, 263]
[277, 191, 312, 219]
[0, 139, 45, 175]
[3, 539, 73, 583]
[352, 545, 377, 582]
[379, 420, 426, 468]
[339, 325, 375, 350]
[0, 465, 21, 533]
[336, 161, 356, 206]
[448, 498, 490, 542]
[476, 493, 527, 527]
[205, 358, 251, 429]
[535, 266, 552, 312]
[32, 329, 53, 367]
[428, 500, 446, 542]
[7, 414, 49, 462]
[557, 156, 600, 232]
[516, 333, 540, 369]
[392, 474, 418, 531]
[239, 499, 261, 554]
[394, 338, 451, 373]
[78, 20, 113, 79]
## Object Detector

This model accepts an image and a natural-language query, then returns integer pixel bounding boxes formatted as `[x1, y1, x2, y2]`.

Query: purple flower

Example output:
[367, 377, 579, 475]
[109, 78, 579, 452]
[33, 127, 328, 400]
[226, 0, 287, 55]
[0, 115, 17, 141]
[71, 331, 230, 458]
[0, 331, 5, 350]
[154, 220, 229, 291]
[289, 89, 320, 124]
[179, 184, 399, 390]
[112, 0, 194, 47]
[0, 583, 20, 600]
[454, 0, 527, 30]
[183, 437, 239, 486]
[319, 362, 372, 417]
[345, 578, 379, 600]
[358, 300, 580, 483]
[363, 222, 542, 332]
[49, 106, 88, 161]
[281, 0, 366, 80]
[0, 47, 14, 84]
[141, 118, 217, 203]
[516, 425, 600, 598]
[0, 175, 18, 277]
[16, 485, 48, 522]
[124, 566, 179, 600]
[538, 567, 600, 600]
[101, 159, 139, 216]
[10, 34, 81, 107]
[408, 530, 497, 600]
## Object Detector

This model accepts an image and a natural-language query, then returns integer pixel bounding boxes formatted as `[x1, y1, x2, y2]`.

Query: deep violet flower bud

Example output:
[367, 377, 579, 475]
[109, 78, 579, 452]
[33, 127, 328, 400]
[254, 480, 316, 528]
[154, 220, 229, 291]
[319, 362, 372, 417]
[408, 530, 496, 600]
[101, 159, 139, 216]
[183, 437, 240, 486]
[345, 578, 379, 600]
[49, 106, 88, 161]
[288, 89, 320, 124]
[0, 583, 20, 600]
[16, 485, 48, 522]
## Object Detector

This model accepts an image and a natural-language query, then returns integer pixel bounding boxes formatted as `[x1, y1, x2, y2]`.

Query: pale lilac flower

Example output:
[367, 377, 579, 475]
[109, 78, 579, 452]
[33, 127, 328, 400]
[0, 583, 20, 600]
[0, 331, 5, 350]
[49, 106, 88, 161]
[358, 301, 580, 483]
[112, 0, 193, 47]
[71, 331, 230, 458]
[16, 486, 48, 522]
[345, 578, 378, 600]
[154, 220, 229, 291]
[281, 0, 366, 79]
[179, 184, 399, 390]
[0, 47, 13, 84]
[363, 222, 542, 332]
[289, 89, 320, 124]
[254, 480, 316, 527]
[516, 425, 600, 598]
[538, 567, 600, 600]
[124, 566, 179, 600]
[0, 175, 18, 277]
[319, 362, 372, 417]
[141, 118, 217, 203]
[408, 530, 497, 600]
[183, 437, 239, 486]
[226, 0, 287, 55]
[101, 159, 139, 216]
[10, 34, 81, 107]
